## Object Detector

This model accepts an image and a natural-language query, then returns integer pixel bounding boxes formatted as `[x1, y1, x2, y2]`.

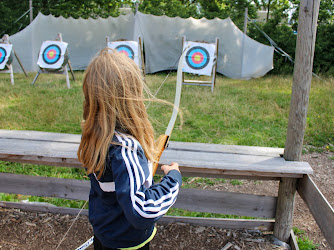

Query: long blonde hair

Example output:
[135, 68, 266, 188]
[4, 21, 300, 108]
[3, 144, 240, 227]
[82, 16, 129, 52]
[77, 48, 155, 178]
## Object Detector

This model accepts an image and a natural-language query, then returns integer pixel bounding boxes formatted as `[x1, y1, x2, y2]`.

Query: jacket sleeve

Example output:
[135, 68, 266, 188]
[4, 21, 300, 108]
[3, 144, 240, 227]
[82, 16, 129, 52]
[111, 134, 182, 229]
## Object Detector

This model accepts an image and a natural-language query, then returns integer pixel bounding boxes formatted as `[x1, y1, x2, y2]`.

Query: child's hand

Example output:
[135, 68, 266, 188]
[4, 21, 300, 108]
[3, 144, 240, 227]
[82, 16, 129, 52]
[161, 162, 180, 175]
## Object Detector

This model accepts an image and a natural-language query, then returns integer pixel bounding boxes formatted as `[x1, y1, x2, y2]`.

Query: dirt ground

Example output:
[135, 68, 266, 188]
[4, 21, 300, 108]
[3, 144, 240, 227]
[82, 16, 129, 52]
[0, 151, 333, 250]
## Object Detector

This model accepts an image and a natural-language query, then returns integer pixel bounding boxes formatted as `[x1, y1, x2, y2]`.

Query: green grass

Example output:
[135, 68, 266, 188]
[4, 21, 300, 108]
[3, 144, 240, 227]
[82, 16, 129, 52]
[1, 73, 333, 147]
[293, 227, 319, 250]
[0, 73, 333, 233]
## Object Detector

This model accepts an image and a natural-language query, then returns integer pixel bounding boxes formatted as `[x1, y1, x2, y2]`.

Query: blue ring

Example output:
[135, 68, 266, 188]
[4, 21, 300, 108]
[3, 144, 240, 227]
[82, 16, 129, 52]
[186, 46, 210, 70]
[0, 47, 7, 64]
[115, 45, 134, 59]
[42, 45, 61, 64]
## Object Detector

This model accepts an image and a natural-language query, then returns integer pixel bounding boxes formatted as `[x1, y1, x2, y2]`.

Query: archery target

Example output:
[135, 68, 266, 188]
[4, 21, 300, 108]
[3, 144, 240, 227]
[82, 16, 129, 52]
[115, 45, 134, 59]
[42, 45, 61, 64]
[37, 41, 68, 69]
[186, 46, 210, 70]
[0, 44, 13, 70]
[108, 41, 140, 66]
[183, 41, 216, 76]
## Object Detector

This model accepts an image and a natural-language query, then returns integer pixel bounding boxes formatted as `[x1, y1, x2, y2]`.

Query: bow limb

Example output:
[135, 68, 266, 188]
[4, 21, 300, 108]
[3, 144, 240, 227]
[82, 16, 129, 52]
[152, 46, 189, 176]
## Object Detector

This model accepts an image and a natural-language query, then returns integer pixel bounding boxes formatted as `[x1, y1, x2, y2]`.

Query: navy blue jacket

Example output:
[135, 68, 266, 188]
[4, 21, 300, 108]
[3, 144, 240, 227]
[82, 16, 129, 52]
[88, 133, 182, 249]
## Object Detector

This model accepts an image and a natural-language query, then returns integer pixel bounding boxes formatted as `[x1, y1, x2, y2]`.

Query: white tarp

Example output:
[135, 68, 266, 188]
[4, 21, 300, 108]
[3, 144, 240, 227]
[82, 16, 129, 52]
[10, 12, 273, 79]
[10, 13, 135, 72]
[134, 12, 273, 79]
[37, 41, 68, 69]
[0, 44, 13, 69]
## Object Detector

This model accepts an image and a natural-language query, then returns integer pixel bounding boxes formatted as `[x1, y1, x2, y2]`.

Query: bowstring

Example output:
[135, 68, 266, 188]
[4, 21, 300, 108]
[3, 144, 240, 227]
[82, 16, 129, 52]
[55, 199, 89, 250]
[145, 47, 187, 109]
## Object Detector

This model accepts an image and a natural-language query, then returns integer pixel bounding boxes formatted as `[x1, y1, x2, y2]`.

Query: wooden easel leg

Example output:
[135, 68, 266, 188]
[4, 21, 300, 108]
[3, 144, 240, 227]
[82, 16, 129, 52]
[67, 61, 75, 81]
[211, 65, 216, 93]
[64, 66, 70, 89]
[8, 65, 14, 85]
[13, 49, 28, 77]
[273, 177, 297, 242]
[32, 70, 41, 85]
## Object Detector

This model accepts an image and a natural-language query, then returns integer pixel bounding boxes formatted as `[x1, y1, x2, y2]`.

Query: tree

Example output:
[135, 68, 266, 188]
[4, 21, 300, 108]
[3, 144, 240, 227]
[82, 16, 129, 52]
[138, 0, 200, 18]
[290, 0, 334, 29]
[196, 0, 259, 28]
[0, 0, 132, 36]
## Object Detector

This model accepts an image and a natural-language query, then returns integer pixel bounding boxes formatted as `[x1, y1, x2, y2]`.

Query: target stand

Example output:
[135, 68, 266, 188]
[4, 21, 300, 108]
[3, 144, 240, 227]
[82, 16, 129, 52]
[32, 33, 75, 89]
[182, 36, 219, 92]
[106, 36, 145, 75]
[0, 34, 28, 85]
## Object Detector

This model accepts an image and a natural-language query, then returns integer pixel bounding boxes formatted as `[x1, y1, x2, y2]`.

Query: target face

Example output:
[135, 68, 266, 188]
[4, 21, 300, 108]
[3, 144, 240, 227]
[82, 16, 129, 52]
[115, 45, 135, 59]
[185, 46, 210, 70]
[42, 45, 61, 64]
[0, 47, 7, 64]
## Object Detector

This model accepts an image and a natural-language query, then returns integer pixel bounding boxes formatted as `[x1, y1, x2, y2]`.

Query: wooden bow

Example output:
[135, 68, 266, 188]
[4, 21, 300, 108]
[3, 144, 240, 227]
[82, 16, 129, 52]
[152, 46, 189, 176]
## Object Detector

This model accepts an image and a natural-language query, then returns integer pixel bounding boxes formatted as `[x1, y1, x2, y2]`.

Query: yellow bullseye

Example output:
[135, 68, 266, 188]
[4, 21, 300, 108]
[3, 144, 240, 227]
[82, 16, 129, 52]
[194, 54, 202, 62]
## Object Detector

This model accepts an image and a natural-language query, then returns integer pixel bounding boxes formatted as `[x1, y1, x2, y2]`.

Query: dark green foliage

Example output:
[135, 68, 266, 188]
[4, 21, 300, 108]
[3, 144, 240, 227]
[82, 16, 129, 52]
[247, 20, 296, 75]
[313, 24, 334, 75]
[138, 0, 200, 19]
[0, 0, 131, 36]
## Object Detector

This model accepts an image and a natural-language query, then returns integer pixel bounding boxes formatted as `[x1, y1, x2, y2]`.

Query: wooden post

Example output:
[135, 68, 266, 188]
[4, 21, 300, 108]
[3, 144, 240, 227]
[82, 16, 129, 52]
[211, 38, 219, 93]
[29, 0, 33, 23]
[139, 36, 145, 75]
[284, 0, 320, 161]
[275, 0, 320, 243]
[243, 7, 248, 34]
[273, 177, 297, 242]
[181, 36, 185, 84]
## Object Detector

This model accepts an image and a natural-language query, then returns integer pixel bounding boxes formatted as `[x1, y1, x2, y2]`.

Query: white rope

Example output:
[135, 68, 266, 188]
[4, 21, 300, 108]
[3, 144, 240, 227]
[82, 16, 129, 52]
[145, 46, 189, 109]
[55, 199, 89, 250]
[247, 17, 322, 80]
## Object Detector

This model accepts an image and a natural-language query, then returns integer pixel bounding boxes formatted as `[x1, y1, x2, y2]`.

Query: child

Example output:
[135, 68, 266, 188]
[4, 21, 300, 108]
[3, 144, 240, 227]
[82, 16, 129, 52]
[77, 49, 182, 250]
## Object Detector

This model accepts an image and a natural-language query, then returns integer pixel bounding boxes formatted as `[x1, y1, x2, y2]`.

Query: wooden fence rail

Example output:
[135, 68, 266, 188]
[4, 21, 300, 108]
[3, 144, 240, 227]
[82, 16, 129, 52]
[297, 175, 334, 248]
[1, 130, 333, 249]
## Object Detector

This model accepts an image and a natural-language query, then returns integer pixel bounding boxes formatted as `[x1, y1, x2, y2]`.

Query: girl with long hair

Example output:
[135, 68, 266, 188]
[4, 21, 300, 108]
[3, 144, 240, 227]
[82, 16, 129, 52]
[77, 48, 182, 250]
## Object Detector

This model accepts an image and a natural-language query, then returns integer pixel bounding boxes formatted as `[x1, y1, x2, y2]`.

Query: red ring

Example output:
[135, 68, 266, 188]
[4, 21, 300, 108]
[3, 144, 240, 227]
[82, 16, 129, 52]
[191, 52, 204, 64]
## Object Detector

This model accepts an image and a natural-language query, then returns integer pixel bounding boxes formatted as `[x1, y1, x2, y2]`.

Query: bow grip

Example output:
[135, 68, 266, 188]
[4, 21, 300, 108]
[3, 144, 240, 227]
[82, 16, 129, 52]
[152, 134, 169, 176]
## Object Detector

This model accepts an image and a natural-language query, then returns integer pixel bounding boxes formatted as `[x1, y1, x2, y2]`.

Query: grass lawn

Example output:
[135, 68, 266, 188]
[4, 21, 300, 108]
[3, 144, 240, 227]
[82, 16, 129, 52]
[0, 72, 333, 212]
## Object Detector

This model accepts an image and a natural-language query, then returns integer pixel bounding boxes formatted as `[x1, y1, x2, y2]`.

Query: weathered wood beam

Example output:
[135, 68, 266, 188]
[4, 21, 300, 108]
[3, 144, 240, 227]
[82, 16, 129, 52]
[0, 201, 275, 231]
[284, 0, 320, 161]
[273, 177, 297, 242]
[297, 175, 334, 248]
[277, 0, 320, 243]
[0, 172, 277, 219]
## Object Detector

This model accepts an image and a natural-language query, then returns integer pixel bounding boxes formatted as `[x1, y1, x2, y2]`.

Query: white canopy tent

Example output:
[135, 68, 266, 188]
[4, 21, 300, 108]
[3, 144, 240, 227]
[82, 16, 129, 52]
[10, 12, 274, 80]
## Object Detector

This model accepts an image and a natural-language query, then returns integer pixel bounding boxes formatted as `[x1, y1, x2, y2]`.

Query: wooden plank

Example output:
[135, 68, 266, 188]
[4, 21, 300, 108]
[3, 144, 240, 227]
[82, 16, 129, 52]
[158, 216, 274, 231]
[0, 201, 89, 216]
[0, 172, 90, 200]
[297, 175, 334, 249]
[0, 129, 81, 143]
[290, 229, 300, 250]
[182, 82, 212, 87]
[0, 129, 285, 157]
[273, 177, 297, 242]
[183, 80, 212, 84]
[284, 0, 320, 161]
[0, 138, 313, 178]
[0, 172, 276, 218]
[175, 188, 277, 218]
[0, 201, 274, 231]
[168, 141, 284, 157]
